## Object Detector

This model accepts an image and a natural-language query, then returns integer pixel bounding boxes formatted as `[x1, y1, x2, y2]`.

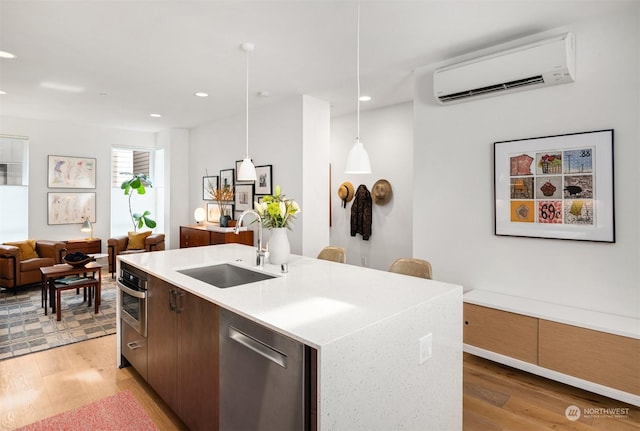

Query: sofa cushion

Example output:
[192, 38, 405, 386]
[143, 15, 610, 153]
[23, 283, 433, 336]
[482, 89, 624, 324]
[3, 240, 39, 260]
[21, 257, 55, 271]
[127, 231, 152, 250]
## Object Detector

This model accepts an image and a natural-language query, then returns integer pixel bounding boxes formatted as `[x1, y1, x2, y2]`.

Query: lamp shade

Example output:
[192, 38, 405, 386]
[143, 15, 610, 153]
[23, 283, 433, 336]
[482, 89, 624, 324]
[194, 207, 206, 223]
[237, 157, 257, 181]
[345, 139, 371, 174]
[80, 218, 93, 238]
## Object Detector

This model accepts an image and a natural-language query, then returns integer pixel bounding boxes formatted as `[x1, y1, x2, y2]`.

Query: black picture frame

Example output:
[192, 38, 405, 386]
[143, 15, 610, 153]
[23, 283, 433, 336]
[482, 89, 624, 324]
[254, 165, 273, 195]
[202, 176, 218, 201]
[235, 183, 254, 212]
[220, 168, 235, 189]
[494, 129, 614, 242]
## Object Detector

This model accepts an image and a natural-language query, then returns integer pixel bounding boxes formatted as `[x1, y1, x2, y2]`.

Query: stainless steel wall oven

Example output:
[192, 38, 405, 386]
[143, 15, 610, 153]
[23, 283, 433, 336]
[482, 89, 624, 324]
[117, 262, 148, 337]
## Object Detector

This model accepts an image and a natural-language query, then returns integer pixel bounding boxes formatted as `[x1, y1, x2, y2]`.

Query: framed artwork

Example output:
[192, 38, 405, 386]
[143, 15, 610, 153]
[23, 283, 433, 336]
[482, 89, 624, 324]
[235, 160, 254, 184]
[494, 129, 614, 242]
[220, 168, 235, 189]
[235, 183, 254, 212]
[207, 203, 221, 222]
[254, 165, 273, 195]
[203, 176, 218, 200]
[48, 192, 96, 225]
[48, 155, 96, 188]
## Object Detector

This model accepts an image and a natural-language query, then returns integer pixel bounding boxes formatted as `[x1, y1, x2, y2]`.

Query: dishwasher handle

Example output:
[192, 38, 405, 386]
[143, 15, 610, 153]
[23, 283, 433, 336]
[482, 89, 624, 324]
[228, 326, 287, 368]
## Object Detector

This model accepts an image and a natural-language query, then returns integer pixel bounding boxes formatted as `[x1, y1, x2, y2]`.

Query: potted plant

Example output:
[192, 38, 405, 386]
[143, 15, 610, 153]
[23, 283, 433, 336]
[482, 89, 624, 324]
[121, 173, 157, 232]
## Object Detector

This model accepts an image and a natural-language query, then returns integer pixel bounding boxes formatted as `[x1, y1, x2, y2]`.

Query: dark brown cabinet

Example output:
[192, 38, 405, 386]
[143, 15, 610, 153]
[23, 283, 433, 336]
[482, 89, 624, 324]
[180, 225, 253, 248]
[65, 238, 101, 254]
[147, 276, 219, 430]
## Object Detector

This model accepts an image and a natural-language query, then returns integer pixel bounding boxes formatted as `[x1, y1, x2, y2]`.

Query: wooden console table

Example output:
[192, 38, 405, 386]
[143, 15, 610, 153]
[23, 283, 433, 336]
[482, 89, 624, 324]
[180, 225, 253, 248]
[65, 238, 102, 254]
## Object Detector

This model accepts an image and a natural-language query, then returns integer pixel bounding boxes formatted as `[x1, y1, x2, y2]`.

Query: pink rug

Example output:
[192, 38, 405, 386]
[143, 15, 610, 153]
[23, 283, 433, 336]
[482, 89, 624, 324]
[18, 390, 159, 431]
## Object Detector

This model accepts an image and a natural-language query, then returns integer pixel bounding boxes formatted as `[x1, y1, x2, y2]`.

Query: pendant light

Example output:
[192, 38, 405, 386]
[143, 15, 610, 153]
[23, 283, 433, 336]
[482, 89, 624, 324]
[345, 0, 372, 174]
[237, 42, 257, 182]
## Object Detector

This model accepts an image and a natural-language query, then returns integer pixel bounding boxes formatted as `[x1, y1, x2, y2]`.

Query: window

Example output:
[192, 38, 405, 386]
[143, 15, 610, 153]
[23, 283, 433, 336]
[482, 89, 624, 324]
[111, 149, 151, 187]
[111, 147, 162, 236]
[0, 135, 29, 241]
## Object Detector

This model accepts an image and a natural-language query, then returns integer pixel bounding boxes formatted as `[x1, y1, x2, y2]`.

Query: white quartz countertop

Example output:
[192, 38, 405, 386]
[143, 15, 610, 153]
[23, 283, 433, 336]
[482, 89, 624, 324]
[119, 244, 462, 348]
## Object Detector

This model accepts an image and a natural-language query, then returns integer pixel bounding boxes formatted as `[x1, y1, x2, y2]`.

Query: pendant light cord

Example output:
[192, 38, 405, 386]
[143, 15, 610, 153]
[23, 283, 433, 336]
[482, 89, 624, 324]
[245, 49, 250, 158]
[356, 0, 361, 142]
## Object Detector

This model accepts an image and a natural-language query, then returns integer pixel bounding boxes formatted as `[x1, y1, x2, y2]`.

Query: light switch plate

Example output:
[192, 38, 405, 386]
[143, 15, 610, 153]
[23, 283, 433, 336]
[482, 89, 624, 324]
[419, 333, 433, 364]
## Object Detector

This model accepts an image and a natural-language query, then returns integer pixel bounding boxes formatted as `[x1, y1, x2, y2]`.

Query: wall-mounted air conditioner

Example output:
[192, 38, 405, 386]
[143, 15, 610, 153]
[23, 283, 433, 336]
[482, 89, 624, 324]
[433, 32, 575, 104]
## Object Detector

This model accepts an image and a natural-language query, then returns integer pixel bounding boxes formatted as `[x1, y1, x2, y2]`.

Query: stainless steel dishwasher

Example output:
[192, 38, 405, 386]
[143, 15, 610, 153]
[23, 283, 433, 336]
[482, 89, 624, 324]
[220, 308, 312, 431]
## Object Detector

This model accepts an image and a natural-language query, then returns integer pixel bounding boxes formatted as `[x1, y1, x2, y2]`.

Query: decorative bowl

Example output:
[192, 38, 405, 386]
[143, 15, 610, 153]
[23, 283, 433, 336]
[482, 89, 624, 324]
[63, 255, 92, 268]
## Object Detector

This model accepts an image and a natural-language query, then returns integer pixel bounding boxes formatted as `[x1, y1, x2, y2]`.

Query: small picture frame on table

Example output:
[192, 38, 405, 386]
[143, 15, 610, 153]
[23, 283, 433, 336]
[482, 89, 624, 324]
[254, 165, 273, 195]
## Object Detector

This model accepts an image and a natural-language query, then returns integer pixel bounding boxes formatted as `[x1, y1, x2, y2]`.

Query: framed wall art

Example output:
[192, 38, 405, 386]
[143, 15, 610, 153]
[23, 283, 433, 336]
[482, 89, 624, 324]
[254, 164, 273, 195]
[203, 175, 218, 200]
[494, 129, 614, 242]
[48, 155, 96, 188]
[47, 192, 96, 225]
[235, 183, 254, 212]
[220, 168, 235, 189]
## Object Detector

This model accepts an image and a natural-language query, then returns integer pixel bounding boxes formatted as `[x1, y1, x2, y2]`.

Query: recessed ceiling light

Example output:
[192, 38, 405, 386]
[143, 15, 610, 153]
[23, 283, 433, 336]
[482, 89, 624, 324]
[149, 113, 162, 118]
[257, 91, 270, 97]
[359, 95, 372, 102]
[0, 51, 16, 59]
[195, 92, 209, 97]
[0, 90, 6, 95]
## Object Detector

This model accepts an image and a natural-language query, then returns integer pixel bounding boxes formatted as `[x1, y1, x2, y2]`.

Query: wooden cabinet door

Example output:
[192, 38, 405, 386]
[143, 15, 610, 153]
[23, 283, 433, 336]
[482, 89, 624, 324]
[180, 226, 211, 248]
[176, 291, 220, 431]
[539, 320, 640, 395]
[147, 276, 178, 410]
[463, 303, 538, 364]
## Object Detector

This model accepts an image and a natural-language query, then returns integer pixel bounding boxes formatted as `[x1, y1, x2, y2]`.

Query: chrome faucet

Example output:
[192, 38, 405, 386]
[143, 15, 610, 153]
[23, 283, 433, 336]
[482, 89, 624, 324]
[235, 209, 265, 268]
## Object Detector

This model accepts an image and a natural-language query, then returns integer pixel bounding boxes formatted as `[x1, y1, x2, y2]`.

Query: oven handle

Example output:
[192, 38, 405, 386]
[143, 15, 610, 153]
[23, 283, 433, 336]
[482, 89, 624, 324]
[117, 281, 147, 299]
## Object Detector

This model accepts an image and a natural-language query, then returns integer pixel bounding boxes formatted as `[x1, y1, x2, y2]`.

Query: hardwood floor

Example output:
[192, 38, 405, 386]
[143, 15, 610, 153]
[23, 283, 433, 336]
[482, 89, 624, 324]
[0, 336, 637, 430]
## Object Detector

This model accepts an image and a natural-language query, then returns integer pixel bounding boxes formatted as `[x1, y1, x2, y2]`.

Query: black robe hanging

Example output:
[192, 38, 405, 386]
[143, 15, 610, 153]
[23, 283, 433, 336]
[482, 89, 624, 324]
[350, 184, 372, 240]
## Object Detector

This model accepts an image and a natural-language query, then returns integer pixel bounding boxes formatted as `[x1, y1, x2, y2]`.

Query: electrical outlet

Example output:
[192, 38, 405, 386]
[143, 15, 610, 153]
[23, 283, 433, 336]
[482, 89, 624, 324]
[419, 333, 433, 364]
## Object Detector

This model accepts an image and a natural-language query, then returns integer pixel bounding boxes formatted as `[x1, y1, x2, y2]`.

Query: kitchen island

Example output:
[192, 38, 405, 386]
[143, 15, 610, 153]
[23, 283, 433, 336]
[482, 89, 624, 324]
[116, 243, 462, 430]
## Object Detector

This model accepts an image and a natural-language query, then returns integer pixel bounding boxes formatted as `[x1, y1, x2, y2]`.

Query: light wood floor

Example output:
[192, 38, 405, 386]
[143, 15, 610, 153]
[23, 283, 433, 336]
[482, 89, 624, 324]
[0, 335, 637, 430]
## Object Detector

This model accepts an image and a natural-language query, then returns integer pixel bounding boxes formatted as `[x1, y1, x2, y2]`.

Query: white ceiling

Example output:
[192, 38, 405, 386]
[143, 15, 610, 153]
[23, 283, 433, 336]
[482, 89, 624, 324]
[0, 0, 637, 133]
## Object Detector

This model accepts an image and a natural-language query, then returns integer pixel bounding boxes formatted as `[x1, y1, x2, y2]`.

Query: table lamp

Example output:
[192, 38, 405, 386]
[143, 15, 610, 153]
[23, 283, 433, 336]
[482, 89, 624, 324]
[194, 207, 206, 224]
[80, 218, 94, 239]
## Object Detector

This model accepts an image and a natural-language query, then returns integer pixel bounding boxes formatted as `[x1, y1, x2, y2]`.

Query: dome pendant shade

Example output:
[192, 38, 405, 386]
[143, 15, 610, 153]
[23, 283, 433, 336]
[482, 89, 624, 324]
[238, 156, 257, 181]
[345, 138, 371, 174]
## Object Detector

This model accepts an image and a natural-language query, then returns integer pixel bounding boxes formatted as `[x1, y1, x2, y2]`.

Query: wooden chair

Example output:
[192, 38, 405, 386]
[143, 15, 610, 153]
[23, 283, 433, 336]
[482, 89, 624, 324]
[317, 246, 346, 264]
[388, 258, 432, 279]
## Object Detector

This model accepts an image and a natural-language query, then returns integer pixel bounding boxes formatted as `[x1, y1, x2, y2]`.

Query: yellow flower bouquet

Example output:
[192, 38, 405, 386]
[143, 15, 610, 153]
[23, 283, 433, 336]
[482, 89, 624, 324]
[254, 185, 300, 229]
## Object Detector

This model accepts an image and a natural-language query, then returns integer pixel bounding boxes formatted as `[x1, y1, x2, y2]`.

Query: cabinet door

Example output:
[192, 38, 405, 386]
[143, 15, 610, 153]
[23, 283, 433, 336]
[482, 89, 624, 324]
[181, 227, 211, 248]
[176, 291, 220, 431]
[539, 320, 640, 395]
[147, 276, 178, 409]
[463, 303, 538, 364]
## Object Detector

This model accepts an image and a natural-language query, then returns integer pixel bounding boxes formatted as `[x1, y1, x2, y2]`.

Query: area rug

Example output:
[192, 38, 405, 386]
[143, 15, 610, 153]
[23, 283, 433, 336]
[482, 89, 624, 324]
[0, 272, 116, 360]
[17, 390, 158, 431]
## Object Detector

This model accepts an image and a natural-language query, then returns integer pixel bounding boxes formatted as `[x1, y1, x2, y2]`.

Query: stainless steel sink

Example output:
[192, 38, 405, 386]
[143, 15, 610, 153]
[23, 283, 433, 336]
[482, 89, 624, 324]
[178, 263, 277, 288]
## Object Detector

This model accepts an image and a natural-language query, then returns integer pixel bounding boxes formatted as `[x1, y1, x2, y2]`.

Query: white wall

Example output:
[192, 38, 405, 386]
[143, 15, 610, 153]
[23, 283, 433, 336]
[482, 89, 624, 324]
[413, 11, 640, 318]
[0, 116, 155, 251]
[330, 102, 413, 270]
[189, 96, 312, 255]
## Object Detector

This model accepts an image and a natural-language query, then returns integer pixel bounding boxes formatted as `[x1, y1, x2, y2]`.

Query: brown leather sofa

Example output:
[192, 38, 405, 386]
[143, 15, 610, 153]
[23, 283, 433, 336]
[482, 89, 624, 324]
[107, 233, 165, 277]
[0, 240, 67, 290]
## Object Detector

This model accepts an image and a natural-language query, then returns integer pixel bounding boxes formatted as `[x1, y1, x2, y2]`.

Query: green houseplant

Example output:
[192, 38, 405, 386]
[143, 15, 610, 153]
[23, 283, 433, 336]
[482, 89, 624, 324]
[121, 173, 156, 232]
